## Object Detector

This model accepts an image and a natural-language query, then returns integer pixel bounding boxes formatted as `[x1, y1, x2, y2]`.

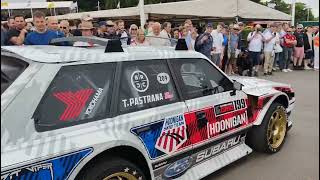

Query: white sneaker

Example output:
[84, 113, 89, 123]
[286, 69, 293, 72]
[282, 69, 288, 72]
[304, 66, 312, 70]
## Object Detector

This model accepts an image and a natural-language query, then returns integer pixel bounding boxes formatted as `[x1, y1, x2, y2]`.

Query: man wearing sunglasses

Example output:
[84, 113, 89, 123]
[59, 20, 73, 37]
[293, 24, 305, 70]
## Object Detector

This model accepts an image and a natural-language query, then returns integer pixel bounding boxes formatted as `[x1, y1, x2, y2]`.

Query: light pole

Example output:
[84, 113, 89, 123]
[307, 8, 310, 21]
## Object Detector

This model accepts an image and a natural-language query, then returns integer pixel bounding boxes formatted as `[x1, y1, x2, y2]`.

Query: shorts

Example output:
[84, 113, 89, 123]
[305, 50, 314, 59]
[211, 53, 221, 66]
[294, 47, 304, 59]
[228, 52, 237, 65]
[249, 51, 261, 66]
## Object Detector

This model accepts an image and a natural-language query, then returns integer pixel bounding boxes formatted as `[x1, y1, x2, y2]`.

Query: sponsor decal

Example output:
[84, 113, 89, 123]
[157, 73, 170, 84]
[152, 133, 246, 178]
[122, 93, 164, 108]
[131, 70, 149, 92]
[195, 135, 244, 163]
[131, 98, 252, 160]
[85, 88, 103, 115]
[163, 156, 192, 179]
[1, 148, 92, 180]
[215, 99, 246, 116]
[53, 89, 94, 121]
[207, 111, 248, 138]
[155, 115, 188, 154]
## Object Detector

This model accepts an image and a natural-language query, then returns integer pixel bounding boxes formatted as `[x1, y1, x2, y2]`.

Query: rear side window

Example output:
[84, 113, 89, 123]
[1, 55, 29, 94]
[118, 60, 179, 114]
[34, 63, 116, 131]
[170, 58, 234, 100]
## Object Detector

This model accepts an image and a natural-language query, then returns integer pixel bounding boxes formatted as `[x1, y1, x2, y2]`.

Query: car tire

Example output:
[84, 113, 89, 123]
[78, 157, 147, 180]
[246, 102, 288, 153]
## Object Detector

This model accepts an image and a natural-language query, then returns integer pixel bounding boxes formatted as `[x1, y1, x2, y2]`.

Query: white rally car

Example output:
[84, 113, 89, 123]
[1, 37, 295, 180]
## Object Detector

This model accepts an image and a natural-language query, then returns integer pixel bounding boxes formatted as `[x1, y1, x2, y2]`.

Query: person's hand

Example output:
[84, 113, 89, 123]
[202, 35, 208, 42]
[212, 47, 216, 52]
[21, 29, 28, 34]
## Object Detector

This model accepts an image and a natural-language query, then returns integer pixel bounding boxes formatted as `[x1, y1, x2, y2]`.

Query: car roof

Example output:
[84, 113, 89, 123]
[1, 45, 206, 64]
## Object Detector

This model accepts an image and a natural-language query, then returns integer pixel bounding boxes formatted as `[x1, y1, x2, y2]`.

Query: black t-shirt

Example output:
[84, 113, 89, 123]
[5, 29, 22, 45]
[294, 32, 304, 47]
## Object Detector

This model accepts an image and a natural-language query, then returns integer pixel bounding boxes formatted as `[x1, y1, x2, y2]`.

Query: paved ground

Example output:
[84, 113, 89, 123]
[204, 70, 319, 180]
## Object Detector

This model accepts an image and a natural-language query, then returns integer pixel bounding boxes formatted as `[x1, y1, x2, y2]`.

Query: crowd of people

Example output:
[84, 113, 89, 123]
[1, 10, 319, 76]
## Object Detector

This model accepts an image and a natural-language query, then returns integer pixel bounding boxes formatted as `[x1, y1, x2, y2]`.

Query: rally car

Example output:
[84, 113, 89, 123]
[1, 37, 295, 180]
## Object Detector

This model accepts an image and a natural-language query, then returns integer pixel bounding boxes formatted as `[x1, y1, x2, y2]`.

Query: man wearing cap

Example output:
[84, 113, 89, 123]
[103, 20, 118, 39]
[195, 23, 214, 59]
[262, 23, 278, 75]
[97, 21, 107, 38]
[293, 24, 305, 70]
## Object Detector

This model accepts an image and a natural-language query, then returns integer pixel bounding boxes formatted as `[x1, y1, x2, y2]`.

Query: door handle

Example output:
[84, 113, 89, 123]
[196, 111, 208, 129]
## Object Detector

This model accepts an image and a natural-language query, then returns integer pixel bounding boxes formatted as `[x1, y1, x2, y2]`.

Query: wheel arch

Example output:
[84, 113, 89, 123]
[253, 92, 289, 126]
[74, 145, 152, 180]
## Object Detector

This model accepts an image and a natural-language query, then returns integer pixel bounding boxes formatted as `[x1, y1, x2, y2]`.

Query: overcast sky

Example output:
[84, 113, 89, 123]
[6, 0, 319, 17]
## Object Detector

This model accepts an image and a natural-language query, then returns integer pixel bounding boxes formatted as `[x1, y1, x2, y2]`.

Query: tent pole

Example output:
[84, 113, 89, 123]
[139, 0, 146, 30]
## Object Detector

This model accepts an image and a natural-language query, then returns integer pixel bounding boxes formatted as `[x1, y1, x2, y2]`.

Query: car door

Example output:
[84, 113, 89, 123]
[115, 60, 192, 179]
[169, 58, 251, 165]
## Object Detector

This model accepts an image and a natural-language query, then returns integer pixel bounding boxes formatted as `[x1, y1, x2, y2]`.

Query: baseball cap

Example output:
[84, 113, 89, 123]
[207, 23, 213, 28]
[238, 22, 244, 27]
[99, 21, 106, 27]
[297, 24, 303, 29]
[106, 20, 115, 27]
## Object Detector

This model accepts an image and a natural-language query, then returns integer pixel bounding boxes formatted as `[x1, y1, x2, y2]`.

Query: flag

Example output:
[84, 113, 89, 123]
[1, 2, 8, 7]
[48, 2, 55, 9]
[116, 1, 120, 9]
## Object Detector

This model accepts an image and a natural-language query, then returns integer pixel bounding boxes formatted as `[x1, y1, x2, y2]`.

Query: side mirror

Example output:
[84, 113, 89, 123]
[233, 80, 243, 91]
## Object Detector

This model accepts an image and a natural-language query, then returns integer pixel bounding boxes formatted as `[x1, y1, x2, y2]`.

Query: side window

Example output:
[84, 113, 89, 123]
[171, 58, 234, 100]
[118, 60, 179, 114]
[1, 55, 29, 94]
[34, 63, 116, 131]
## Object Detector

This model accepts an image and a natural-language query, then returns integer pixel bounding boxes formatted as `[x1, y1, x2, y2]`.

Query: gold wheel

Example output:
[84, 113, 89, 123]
[267, 106, 287, 149]
[103, 172, 138, 180]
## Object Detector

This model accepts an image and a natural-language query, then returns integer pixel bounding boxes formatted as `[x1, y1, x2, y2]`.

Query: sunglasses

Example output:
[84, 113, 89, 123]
[131, 28, 137, 30]
[286, 31, 292, 32]
[106, 25, 114, 27]
[60, 27, 68, 29]
[297, 28, 302, 29]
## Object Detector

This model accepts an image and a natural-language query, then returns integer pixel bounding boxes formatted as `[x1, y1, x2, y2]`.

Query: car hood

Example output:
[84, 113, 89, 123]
[229, 76, 291, 96]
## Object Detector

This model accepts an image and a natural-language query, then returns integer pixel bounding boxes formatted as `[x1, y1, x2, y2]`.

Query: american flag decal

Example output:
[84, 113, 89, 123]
[155, 115, 188, 154]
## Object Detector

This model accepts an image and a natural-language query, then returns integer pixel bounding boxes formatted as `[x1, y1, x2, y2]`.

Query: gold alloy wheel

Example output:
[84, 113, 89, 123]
[103, 172, 138, 180]
[267, 107, 287, 149]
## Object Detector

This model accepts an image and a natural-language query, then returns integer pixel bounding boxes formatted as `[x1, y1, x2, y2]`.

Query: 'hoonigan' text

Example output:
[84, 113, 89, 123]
[207, 111, 248, 137]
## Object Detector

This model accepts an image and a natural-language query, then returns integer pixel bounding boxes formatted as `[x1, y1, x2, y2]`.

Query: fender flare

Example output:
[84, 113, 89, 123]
[253, 92, 289, 126]
[70, 140, 154, 180]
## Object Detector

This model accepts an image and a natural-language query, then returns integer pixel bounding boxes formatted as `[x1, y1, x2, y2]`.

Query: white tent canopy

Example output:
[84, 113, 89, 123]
[25, 0, 291, 22]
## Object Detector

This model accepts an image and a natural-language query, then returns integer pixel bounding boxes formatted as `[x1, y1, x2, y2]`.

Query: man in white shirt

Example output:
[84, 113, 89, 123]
[148, 22, 167, 46]
[160, 22, 172, 46]
[247, 24, 264, 76]
[263, 23, 278, 75]
[211, 23, 224, 68]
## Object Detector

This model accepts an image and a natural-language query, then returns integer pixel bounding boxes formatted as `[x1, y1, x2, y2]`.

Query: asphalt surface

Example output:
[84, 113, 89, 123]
[203, 70, 319, 180]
